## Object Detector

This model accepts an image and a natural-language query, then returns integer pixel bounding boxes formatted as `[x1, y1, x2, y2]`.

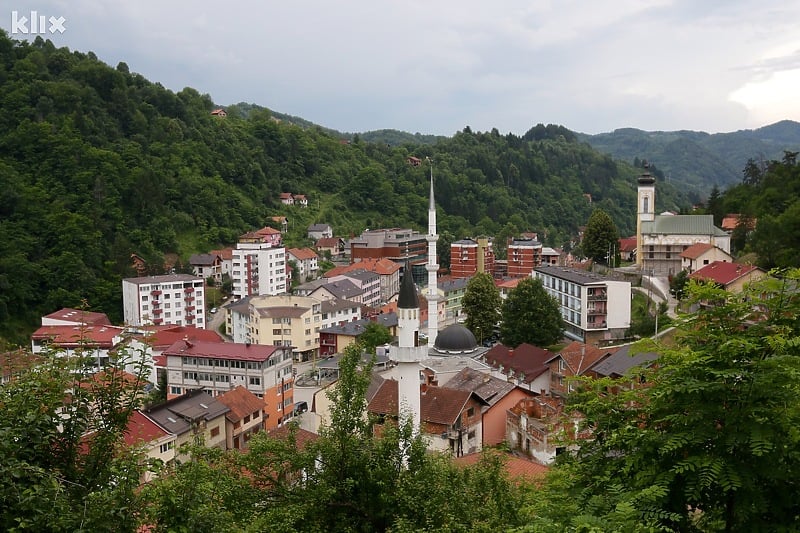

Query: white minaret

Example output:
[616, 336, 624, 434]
[395, 265, 423, 433]
[425, 159, 440, 347]
[636, 163, 656, 267]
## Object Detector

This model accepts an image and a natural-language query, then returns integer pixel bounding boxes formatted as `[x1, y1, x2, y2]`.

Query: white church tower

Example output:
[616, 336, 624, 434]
[425, 161, 440, 346]
[636, 163, 656, 267]
[395, 265, 423, 433]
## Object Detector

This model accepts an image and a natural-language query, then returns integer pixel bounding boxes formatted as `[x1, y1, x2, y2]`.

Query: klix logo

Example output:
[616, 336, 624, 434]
[10, 10, 66, 35]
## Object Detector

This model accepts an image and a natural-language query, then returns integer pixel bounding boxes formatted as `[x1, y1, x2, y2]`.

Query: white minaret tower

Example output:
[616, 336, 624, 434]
[636, 163, 656, 267]
[395, 265, 423, 433]
[425, 159, 440, 347]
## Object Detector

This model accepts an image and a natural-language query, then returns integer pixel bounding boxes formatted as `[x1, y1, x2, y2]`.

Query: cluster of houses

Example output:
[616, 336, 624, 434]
[3, 168, 772, 484]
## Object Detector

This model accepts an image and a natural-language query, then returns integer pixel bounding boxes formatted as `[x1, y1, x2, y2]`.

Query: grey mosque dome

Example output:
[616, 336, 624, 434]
[433, 324, 478, 354]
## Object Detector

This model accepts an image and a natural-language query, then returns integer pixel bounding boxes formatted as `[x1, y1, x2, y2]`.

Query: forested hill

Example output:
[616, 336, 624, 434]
[0, 32, 690, 343]
[579, 121, 800, 193]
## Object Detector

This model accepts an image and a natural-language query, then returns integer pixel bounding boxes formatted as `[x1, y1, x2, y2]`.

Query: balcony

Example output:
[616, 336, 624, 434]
[153, 318, 164, 325]
[185, 305, 195, 312]
[152, 308, 163, 315]
[587, 291, 607, 301]
[184, 287, 194, 294]
[184, 295, 195, 303]
[151, 289, 162, 296]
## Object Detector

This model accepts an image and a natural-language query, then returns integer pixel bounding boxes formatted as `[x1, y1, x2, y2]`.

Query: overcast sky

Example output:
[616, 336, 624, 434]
[5, 0, 800, 136]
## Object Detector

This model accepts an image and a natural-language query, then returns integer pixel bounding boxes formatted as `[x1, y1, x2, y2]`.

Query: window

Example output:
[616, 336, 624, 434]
[466, 407, 475, 417]
[273, 329, 281, 335]
[252, 410, 260, 419]
[249, 377, 261, 386]
[210, 426, 220, 438]
[159, 441, 174, 454]
[170, 386, 182, 395]
[467, 430, 476, 440]
[244, 415, 251, 424]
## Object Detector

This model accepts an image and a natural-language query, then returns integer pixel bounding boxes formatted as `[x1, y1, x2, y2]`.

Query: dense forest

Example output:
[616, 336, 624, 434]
[0, 30, 696, 344]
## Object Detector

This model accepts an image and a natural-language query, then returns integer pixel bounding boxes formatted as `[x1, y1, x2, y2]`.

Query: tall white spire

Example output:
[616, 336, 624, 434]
[396, 265, 422, 433]
[425, 158, 439, 347]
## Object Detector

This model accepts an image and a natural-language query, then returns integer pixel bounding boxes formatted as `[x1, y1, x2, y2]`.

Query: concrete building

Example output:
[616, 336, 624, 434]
[231, 233, 287, 299]
[122, 274, 207, 329]
[216, 385, 266, 450]
[287, 247, 319, 283]
[246, 294, 322, 362]
[680, 243, 733, 274]
[189, 253, 223, 285]
[450, 238, 495, 279]
[507, 237, 543, 278]
[328, 269, 381, 308]
[325, 258, 401, 304]
[534, 266, 631, 346]
[349, 228, 428, 285]
[163, 339, 294, 429]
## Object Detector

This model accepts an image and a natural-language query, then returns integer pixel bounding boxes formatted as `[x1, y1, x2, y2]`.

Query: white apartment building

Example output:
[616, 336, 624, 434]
[328, 269, 381, 308]
[163, 339, 294, 430]
[534, 266, 631, 346]
[232, 243, 287, 300]
[122, 274, 206, 329]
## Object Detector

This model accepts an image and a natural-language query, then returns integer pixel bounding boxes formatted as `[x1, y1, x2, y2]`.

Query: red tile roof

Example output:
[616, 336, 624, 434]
[217, 386, 265, 423]
[618, 236, 637, 253]
[210, 247, 234, 260]
[124, 410, 170, 447]
[288, 247, 319, 261]
[43, 308, 112, 326]
[368, 380, 477, 426]
[680, 242, 715, 259]
[279, 192, 293, 200]
[555, 341, 618, 375]
[0, 349, 41, 380]
[454, 451, 549, 480]
[163, 339, 286, 362]
[324, 258, 400, 278]
[689, 261, 764, 287]
[315, 237, 341, 248]
[31, 325, 125, 348]
[497, 278, 523, 289]
[483, 343, 554, 383]
[136, 325, 224, 349]
[268, 426, 319, 449]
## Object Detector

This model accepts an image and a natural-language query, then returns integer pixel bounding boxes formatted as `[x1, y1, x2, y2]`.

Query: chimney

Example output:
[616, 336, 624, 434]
[420, 383, 428, 394]
[508, 348, 514, 358]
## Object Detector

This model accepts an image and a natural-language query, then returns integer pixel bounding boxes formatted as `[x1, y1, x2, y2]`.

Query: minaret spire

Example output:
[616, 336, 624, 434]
[396, 264, 422, 434]
[425, 158, 439, 347]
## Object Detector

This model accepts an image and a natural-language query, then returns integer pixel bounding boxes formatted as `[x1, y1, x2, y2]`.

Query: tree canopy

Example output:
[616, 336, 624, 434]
[462, 272, 502, 343]
[499, 277, 564, 347]
[581, 208, 619, 265]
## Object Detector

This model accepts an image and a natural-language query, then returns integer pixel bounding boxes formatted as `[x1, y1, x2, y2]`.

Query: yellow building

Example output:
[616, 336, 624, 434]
[248, 295, 322, 362]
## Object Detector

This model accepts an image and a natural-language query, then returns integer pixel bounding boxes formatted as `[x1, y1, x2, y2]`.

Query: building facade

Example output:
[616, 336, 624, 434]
[122, 274, 207, 329]
[349, 228, 428, 285]
[534, 266, 631, 346]
[247, 294, 322, 362]
[163, 339, 295, 429]
[450, 238, 495, 279]
[507, 237, 543, 278]
[232, 242, 287, 300]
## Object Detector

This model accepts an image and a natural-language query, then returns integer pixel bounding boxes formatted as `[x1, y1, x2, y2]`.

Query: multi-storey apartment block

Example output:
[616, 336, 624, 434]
[534, 266, 631, 346]
[246, 294, 322, 362]
[450, 238, 495, 279]
[163, 339, 294, 429]
[349, 228, 428, 284]
[232, 232, 287, 300]
[507, 237, 543, 278]
[122, 274, 207, 329]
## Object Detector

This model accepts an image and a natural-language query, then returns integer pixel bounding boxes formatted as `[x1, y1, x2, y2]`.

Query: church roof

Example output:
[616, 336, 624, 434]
[640, 215, 727, 236]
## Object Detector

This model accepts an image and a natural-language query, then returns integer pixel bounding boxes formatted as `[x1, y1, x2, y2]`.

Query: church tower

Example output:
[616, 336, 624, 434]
[636, 164, 656, 267]
[395, 265, 422, 432]
[426, 161, 439, 346]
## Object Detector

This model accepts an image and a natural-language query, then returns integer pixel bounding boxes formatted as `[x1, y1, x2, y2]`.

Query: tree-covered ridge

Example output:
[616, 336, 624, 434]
[0, 31, 689, 343]
[579, 121, 800, 194]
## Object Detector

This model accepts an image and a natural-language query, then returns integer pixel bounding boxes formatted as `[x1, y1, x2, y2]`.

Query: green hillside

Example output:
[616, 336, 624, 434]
[579, 121, 800, 193]
[0, 31, 690, 344]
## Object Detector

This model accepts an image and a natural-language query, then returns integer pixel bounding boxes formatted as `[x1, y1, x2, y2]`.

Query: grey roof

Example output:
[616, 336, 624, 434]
[445, 367, 517, 407]
[341, 269, 379, 283]
[226, 296, 253, 314]
[453, 238, 478, 245]
[439, 277, 469, 293]
[589, 344, 659, 378]
[189, 253, 218, 266]
[255, 306, 309, 319]
[320, 313, 397, 335]
[313, 279, 362, 300]
[321, 298, 361, 314]
[534, 265, 614, 285]
[144, 389, 230, 436]
[509, 237, 541, 247]
[317, 352, 390, 370]
[308, 223, 332, 231]
[398, 266, 419, 309]
[641, 214, 727, 236]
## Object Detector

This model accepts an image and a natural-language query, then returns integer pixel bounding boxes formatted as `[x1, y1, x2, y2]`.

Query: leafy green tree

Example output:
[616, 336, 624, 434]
[499, 277, 563, 347]
[547, 271, 800, 531]
[581, 208, 619, 265]
[359, 322, 392, 354]
[669, 269, 689, 300]
[462, 272, 502, 343]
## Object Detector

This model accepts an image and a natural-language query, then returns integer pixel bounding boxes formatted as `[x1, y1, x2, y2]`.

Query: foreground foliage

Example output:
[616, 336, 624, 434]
[529, 270, 800, 531]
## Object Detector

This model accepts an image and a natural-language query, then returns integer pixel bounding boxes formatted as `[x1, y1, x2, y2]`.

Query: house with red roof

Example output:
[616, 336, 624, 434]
[163, 339, 295, 429]
[506, 394, 572, 464]
[1, 349, 42, 384]
[689, 261, 767, 293]
[210, 108, 227, 117]
[124, 411, 177, 482]
[548, 341, 618, 396]
[497, 277, 523, 299]
[454, 450, 549, 483]
[293, 194, 308, 207]
[30, 324, 126, 369]
[680, 243, 732, 274]
[279, 192, 294, 205]
[368, 379, 488, 456]
[721, 213, 757, 234]
[481, 343, 556, 394]
[618, 236, 638, 262]
[217, 385, 266, 450]
[325, 258, 401, 303]
[287, 247, 319, 282]
[314, 236, 345, 258]
[41, 307, 112, 327]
